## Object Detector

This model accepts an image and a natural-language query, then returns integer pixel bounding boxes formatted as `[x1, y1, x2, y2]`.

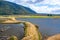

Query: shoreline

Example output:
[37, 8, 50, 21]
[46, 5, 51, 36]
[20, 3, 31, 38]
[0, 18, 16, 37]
[0, 15, 60, 18]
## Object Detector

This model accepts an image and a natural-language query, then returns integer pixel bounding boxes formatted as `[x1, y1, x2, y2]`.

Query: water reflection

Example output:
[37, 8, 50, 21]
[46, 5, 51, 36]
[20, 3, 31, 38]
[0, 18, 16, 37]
[0, 24, 24, 40]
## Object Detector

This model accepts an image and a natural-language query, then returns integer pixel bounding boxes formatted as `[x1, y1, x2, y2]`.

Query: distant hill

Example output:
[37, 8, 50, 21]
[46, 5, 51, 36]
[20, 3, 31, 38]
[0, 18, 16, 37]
[38, 13, 60, 16]
[0, 1, 36, 15]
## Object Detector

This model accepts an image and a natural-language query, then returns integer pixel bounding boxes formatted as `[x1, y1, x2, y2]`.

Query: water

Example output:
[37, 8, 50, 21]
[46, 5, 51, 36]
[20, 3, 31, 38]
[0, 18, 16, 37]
[0, 24, 24, 40]
[17, 18, 60, 36]
[0, 18, 60, 40]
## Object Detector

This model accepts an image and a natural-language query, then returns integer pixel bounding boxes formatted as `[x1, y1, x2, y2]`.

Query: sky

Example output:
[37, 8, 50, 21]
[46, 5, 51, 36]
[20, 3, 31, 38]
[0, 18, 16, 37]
[5, 0, 60, 14]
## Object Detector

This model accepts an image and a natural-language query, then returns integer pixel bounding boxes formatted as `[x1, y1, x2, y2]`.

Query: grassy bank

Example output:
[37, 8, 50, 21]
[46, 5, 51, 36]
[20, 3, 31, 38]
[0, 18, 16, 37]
[0, 15, 60, 18]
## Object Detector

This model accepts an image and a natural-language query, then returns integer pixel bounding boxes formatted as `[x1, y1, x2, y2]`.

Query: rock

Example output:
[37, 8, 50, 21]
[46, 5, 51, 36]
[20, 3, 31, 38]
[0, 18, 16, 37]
[47, 34, 60, 40]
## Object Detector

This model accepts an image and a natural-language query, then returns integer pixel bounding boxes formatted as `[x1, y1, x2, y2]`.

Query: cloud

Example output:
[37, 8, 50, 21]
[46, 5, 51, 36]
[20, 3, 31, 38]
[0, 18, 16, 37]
[28, 4, 49, 13]
[5, 0, 60, 14]
[51, 9, 60, 14]
[6, 0, 41, 3]
[6, 0, 15, 2]
[27, 0, 44, 4]
[39, 0, 60, 5]
[28, 4, 60, 13]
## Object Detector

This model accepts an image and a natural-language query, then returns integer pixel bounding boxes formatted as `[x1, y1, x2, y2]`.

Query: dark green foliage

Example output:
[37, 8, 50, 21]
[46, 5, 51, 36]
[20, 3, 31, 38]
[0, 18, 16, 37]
[0, 1, 36, 15]
[47, 14, 52, 16]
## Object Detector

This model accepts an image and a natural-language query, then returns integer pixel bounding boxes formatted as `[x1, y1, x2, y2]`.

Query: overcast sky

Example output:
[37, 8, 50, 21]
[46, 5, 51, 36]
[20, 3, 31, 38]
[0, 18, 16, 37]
[5, 0, 60, 14]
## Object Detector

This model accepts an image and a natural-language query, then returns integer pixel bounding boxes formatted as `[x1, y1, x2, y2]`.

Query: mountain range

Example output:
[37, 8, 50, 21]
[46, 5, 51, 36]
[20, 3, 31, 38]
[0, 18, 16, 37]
[0, 1, 36, 15]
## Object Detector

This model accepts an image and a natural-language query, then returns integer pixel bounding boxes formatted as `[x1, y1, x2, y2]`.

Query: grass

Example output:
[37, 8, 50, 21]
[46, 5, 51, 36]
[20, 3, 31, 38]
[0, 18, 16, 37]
[0, 15, 60, 18]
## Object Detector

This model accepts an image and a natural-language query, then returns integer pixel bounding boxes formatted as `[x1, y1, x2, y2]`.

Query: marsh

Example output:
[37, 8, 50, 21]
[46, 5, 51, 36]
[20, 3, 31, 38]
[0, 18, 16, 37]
[0, 18, 60, 40]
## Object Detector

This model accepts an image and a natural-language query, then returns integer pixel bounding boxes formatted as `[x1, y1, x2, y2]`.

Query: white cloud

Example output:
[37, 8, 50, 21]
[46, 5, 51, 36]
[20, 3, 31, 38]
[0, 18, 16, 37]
[39, 0, 60, 5]
[29, 5, 49, 13]
[5, 0, 60, 14]
[27, 4, 60, 14]
[31, 0, 36, 2]
[6, 0, 15, 2]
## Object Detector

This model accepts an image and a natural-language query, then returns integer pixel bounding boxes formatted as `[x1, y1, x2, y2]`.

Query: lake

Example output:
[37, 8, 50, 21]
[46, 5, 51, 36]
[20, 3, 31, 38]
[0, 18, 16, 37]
[17, 18, 60, 35]
[0, 18, 60, 40]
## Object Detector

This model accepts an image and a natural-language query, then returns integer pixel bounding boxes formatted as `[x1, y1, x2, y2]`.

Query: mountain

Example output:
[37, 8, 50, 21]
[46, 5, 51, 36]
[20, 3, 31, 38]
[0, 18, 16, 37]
[0, 1, 36, 15]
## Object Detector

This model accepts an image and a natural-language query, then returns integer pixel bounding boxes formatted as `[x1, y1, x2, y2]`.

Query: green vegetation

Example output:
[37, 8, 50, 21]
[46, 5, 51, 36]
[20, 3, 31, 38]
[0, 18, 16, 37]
[0, 15, 60, 18]
[8, 36, 18, 40]
[0, 1, 36, 15]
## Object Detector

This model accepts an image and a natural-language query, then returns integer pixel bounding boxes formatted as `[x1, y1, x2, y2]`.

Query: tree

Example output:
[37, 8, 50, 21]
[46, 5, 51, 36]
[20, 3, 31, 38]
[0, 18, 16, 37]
[47, 14, 52, 16]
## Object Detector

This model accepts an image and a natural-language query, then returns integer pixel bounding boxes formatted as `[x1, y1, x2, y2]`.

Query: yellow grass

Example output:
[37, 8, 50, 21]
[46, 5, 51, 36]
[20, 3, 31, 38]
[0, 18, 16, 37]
[22, 22, 42, 40]
[0, 15, 60, 18]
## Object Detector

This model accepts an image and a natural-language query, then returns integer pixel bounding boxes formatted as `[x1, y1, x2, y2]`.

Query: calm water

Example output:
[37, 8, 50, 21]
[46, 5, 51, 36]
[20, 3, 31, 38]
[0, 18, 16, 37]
[17, 18, 60, 36]
[0, 18, 60, 39]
